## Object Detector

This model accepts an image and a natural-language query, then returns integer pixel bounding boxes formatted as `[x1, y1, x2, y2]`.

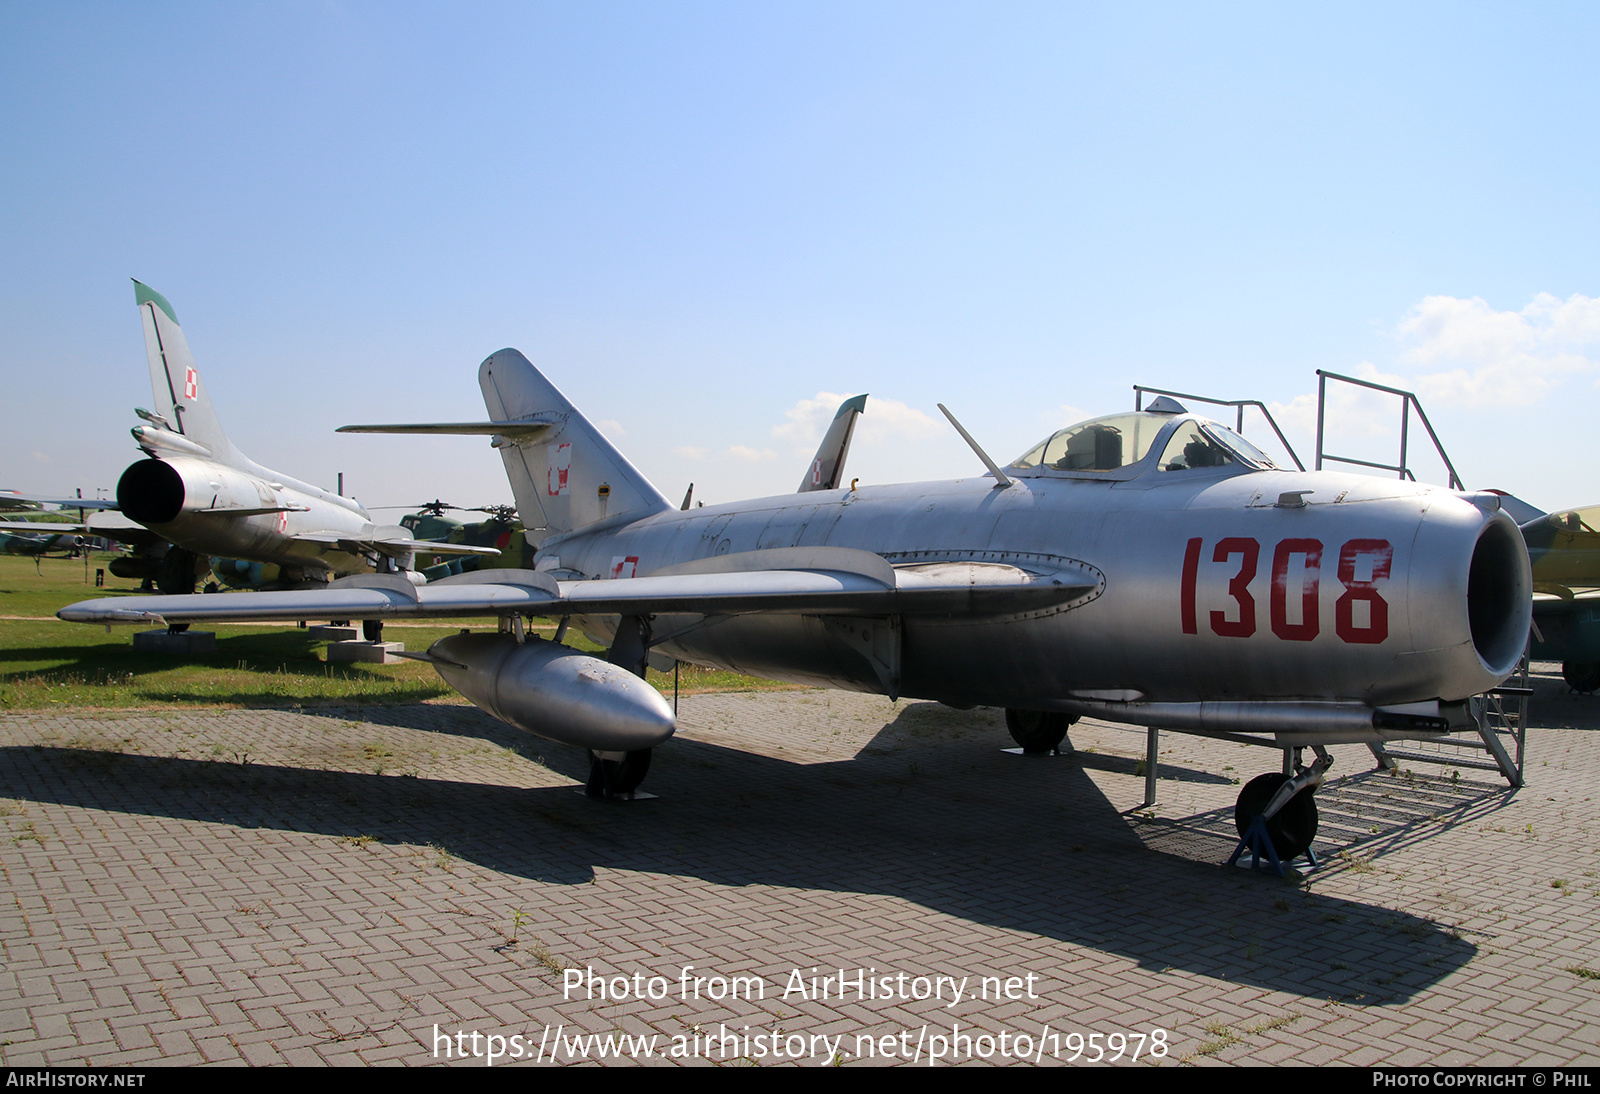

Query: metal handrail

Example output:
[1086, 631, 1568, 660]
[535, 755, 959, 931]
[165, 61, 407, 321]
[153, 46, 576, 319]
[1132, 385, 1305, 471]
[1314, 370, 1464, 490]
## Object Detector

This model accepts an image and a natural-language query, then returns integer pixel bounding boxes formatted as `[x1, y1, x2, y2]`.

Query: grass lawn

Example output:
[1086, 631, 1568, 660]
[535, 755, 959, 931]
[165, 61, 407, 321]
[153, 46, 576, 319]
[0, 551, 798, 710]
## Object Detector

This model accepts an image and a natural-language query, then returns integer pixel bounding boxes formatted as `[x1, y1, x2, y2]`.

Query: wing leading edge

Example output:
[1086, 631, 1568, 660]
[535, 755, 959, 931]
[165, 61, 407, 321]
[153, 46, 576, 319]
[58, 549, 1102, 626]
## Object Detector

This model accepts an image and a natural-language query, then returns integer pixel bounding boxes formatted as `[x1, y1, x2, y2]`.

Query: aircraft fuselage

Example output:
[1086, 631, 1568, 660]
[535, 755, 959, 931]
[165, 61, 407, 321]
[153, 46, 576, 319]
[550, 465, 1528, 725]
[118, 454, 382, 577]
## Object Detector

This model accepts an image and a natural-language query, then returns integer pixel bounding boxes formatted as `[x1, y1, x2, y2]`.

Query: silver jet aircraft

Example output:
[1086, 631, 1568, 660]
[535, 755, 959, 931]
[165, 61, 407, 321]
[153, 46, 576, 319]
[113, 282, 495, 592]
[61, 350, 1533, 857]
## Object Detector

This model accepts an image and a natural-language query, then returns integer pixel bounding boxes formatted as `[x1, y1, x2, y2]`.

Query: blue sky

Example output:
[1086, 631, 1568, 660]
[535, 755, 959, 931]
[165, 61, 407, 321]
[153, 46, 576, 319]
[3, 2, 1597, 514]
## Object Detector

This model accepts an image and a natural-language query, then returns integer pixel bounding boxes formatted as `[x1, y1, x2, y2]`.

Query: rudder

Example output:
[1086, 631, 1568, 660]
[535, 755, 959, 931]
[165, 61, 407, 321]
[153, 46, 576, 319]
[798, 393, 867, 492]
[478, 349, 670, 544]
[133, 281, 243, 468]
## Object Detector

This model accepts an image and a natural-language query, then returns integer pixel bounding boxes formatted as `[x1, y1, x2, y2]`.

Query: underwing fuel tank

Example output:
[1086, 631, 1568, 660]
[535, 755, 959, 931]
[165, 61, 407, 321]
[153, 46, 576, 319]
[427, 633, 675, 752]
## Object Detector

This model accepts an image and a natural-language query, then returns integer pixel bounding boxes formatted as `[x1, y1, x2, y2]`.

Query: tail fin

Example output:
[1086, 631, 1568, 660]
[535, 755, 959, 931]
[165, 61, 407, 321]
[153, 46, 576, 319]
[798, 394, 867, 492]
[132, 281, 243, 467]
[478, 350, 670, 544]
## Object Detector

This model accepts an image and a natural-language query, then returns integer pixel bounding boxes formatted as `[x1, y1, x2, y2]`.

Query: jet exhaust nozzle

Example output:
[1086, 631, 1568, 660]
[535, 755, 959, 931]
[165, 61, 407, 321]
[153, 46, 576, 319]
[117, 458, 187, 525]
[427, 633, 676, 751]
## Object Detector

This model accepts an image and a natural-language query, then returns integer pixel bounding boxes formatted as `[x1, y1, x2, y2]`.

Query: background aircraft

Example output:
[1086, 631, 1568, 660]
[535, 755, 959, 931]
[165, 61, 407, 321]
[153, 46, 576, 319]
[0, 494, 118, 560]
[395, 502, 534, 580]
[1521, 504, 1600, 691]
[61, 349, 1532, 864]
[0, 525, 84, 559]
[112, 282, 496, 591]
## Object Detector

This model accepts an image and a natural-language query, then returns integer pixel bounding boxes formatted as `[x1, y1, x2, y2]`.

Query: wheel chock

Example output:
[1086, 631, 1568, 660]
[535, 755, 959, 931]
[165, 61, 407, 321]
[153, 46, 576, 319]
[1227, 815, 1318, 876]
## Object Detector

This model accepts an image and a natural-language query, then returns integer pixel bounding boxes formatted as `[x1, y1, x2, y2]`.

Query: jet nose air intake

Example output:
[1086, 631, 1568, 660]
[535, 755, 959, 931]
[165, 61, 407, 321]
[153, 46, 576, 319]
[1469, 516, 1532, 676]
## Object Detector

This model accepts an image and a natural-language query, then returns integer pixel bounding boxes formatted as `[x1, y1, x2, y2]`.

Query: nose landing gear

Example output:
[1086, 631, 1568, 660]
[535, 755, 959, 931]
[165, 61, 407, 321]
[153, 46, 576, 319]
[1229, 746, 1331, 874]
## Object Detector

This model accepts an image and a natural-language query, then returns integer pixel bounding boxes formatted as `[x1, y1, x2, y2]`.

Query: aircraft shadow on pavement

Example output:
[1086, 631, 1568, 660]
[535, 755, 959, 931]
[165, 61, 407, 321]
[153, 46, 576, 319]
[0, 699, 1499, 1005]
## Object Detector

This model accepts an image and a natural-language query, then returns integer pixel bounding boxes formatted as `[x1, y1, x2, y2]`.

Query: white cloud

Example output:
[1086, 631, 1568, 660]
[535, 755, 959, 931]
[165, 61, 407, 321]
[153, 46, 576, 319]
[595, 418, 627, 439]
[771, 393, 848, 447]
[672, 443, 777, 463]
[856, 397, 943, 447]
[1261, 292, 1600, 478]
[1039, 403, 1093, 429]
[1265, 392, 1318, 438]
[1392, 292, 1600, 407]
[1268, 364, 1400, 441]
[771, 391, 941, 451]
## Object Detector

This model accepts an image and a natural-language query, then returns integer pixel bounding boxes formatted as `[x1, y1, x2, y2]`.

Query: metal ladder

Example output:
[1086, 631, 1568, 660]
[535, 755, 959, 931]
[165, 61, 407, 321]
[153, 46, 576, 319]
[1367, 651, 1530, 787]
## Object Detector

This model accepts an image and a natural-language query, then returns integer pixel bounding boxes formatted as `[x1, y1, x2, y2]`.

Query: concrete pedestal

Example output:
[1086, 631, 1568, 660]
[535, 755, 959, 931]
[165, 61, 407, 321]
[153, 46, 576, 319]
[133, 629, 217, 655]
[326, 640, 406, 665]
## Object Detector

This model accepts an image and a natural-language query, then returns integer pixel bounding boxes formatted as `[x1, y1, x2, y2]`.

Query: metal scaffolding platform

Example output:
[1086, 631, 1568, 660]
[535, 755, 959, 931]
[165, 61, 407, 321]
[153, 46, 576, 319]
[1368, 655, 1531, 787]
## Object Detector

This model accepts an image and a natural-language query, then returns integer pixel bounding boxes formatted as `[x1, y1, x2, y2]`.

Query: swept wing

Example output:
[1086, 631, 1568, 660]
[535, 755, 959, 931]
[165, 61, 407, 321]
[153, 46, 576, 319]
[59, 547, 1100, 626]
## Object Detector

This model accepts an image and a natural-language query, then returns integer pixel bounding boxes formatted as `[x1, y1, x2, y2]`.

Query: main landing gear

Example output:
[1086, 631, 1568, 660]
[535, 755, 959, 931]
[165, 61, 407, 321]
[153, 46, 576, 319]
[1563, 660, 1600, 694]
[1229, 746, 1331, 874]
[587, 614, 656, 800]
[586, 749, 652, 800]
[1005, 708, 1078, 754]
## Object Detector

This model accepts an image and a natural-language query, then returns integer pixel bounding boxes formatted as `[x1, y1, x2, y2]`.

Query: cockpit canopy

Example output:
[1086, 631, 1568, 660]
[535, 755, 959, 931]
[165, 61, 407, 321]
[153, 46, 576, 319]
[1010, 411, 1279, 477]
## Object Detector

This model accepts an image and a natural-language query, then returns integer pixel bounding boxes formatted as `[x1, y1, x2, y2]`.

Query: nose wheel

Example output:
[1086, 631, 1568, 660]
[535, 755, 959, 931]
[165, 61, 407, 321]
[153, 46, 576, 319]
[1229, 746, 1330, 873]
[586, 748, 652, 799]
[1233, 772, 1319, 860]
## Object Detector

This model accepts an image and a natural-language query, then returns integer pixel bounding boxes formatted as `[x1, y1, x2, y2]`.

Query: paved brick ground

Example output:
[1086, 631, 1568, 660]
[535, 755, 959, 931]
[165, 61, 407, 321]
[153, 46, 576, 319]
[0, 665, 1596, 1067]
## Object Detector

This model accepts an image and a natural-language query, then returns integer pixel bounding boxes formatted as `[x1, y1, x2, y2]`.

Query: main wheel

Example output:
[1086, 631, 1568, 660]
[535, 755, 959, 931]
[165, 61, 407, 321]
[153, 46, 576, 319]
[1234, 772, 1318, 860]
[586, 748, 652, 798]
[362, 619, 384, 643]
[1005, 708, 1076, 753]
[156, 547, 202, 595]
[1563, 660, 1600, 693]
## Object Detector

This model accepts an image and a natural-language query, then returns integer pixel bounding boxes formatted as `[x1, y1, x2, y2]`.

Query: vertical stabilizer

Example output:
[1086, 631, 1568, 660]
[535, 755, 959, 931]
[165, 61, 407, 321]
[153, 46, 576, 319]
[798, 394, 867, 492]
[478, 350, 670, 545]
[133, 281, 244, 468]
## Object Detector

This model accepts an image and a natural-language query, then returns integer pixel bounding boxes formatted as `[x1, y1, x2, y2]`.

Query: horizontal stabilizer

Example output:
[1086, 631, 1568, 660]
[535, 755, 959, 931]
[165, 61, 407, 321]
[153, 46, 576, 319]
[338, 421, 554, 439]
[195, 505, 311, 517]
[0, 521, 85, 534]
[371, 539, 501, 557]
[0, 492, 119, 512]
[290, 531, 499, 560]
